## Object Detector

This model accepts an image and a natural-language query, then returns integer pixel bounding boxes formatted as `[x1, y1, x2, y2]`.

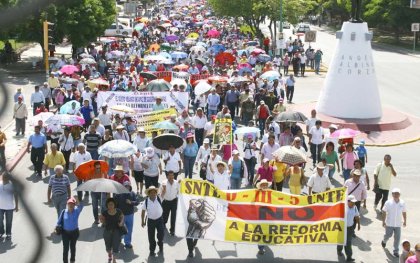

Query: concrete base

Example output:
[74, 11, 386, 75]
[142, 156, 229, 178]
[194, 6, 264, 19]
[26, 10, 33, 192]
[292, 102, 420, 146]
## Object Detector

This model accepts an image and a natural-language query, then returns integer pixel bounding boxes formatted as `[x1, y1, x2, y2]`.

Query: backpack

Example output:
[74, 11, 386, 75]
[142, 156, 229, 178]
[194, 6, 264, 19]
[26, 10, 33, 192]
[259, 105, 269, 119]
[145, 196, 162, 209]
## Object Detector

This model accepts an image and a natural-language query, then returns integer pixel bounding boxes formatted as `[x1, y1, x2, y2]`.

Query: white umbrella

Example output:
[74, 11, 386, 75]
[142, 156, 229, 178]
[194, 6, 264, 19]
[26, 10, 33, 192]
[144, 55, 169, 62]
[194, 80, 212, 96]
[98, 140, 137, 158]
[190, 45, 206, 53]
[88, 78, 110, 86]
[75, 178, 129, 194]
[171, 78, 188, 87]
[31, 112, 54, 125]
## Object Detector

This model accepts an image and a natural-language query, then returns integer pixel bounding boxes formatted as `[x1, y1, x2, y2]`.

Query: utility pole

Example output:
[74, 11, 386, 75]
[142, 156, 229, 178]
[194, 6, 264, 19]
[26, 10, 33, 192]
[43, 21, 54, 81]
[279, 0, 284, 57]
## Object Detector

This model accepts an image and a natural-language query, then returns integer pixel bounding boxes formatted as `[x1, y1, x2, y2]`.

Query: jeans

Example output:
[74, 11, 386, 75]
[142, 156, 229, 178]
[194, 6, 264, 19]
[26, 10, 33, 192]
[88, 150, 99, 161]
[184, 156, 195, 179]
[315, 60, 321, 73]
[374, 188, 389, 210]
[300, 63, 306, 76]
[227, 102, 236, 119]
[383, 226, 401, 254]
[62, 150, 72, 170]
[62, 229, 79, 263]
[123, 213, 134, 246]
[0, 209, 13, 236]
[52, 193, 68, 217]
[241, 114, 252, 126]
[207, 109, 217, 118]
[31, 147, 45, 174]
[144, 175, 159, 189]
[195, 128, 204, 147]
[15, 117, 26, 135]
[162, 198, 177, 234]
[310, 143, 322, 166]
[230, 177, 241, 190]
[0, 146, 5, 171]
[244, 158, 256, 184]
[91, 192, 106, 221]
[328, 167, 336, 180]
[103, 229, 122, 253]
[258, 119, 266, 138]
[286, 86, 294, 102]
[337, 226, 354, 259]
[147, 217, 164, 253]
[187, 238, 198, 253]
[343, 169, 352, 181]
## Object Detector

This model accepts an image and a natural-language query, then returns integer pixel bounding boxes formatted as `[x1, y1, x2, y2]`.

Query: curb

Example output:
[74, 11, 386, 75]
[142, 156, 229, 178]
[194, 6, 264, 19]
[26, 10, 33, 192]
[6, 141, 28, 172]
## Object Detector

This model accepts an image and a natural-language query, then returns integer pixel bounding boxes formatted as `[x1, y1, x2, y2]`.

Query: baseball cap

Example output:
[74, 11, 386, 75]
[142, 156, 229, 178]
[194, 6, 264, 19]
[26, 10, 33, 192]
[347, 195, 357, 203]
[391, 188, 401, 194]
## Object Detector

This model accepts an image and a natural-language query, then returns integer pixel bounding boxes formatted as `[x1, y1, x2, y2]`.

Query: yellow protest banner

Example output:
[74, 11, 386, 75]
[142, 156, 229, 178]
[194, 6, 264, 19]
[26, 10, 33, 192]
[136, 108, 177, 136]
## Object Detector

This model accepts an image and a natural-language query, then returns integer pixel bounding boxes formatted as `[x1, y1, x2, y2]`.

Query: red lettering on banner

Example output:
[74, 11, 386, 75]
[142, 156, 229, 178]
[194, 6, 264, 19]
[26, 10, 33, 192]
[227, 203, 345, 221]
[190, 74, 210, 84]
[255, 190, 272, 203]
[155, 71, 172, 82]
[226, 192, 237, 201]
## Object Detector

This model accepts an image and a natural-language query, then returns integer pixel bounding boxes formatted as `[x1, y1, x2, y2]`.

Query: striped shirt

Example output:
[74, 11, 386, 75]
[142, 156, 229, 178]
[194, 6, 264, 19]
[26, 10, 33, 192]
[84, 132, 102, 152]
[48, 174, 70, 196]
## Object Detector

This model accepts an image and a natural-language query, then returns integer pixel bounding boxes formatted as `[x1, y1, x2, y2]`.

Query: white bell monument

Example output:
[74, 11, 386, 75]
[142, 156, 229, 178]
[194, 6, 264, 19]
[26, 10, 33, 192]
[316, 21, 382, 119]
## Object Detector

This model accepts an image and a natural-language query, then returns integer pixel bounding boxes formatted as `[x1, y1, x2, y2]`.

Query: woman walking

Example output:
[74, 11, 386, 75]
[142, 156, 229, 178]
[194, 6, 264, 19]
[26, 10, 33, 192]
[56, 197, 83, 263]
[286, 164, 305, 195]
[183, 133, 199, 179]
[321, 142, 341, 180]
[100, 198, 124, 263]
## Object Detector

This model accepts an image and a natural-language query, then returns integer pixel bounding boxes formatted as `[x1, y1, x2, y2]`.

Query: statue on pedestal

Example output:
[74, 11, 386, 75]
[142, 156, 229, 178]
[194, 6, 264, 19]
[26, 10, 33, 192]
[350, 0, 363, 23]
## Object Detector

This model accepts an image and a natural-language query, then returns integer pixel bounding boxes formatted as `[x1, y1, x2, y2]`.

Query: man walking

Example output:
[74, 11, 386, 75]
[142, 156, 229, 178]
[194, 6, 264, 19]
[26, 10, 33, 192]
[141, 186, 164, 257]
[27, 126, 48, 177]
[337, 195, 360, 262]
[83, 125, 102, 160]
[13, 95, 28, 137]
[374, 154, 397, 210]
[30, 86, 45, 116]
[381, 188, 407, 258]
[308, 120, 324, 168]
[307, 162, 333, 195]
[161, 171, 179, 236]
[43, 143, 66, 176]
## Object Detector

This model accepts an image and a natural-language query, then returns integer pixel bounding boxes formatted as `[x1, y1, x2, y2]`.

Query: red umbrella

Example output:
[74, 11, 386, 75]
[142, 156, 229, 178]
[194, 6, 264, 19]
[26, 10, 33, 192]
[215, 52, 236, 65]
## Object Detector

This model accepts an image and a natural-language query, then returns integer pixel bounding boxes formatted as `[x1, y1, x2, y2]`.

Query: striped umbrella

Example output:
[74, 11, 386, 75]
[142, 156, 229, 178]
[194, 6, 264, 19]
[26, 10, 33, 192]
[45, 114, 85, 126]
[272, 146, 307, 166]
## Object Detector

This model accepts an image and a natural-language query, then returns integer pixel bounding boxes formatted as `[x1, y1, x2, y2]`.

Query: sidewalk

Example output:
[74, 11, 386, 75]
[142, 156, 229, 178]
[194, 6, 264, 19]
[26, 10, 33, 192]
[3, 118, 29, 171]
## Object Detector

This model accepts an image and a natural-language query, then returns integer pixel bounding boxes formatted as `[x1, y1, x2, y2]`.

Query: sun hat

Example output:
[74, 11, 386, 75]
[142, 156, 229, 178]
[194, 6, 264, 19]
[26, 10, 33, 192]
[145, 186, 158, 195]
[203, 138, 210, 144]
[316, 162, 326, 169]
[256, 179, 272, 189]
[114, 165, 124, 171]
[145, 147, 155, 158]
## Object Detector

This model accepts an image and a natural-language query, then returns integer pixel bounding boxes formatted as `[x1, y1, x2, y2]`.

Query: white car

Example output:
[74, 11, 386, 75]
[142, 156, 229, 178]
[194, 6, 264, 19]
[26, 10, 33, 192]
[104, 24, 133, 36]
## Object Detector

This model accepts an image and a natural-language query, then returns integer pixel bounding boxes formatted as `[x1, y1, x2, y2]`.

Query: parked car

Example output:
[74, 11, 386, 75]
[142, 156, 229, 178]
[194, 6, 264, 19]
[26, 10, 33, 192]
[104, 24, 133, 36]
[294, 24, 311, 34]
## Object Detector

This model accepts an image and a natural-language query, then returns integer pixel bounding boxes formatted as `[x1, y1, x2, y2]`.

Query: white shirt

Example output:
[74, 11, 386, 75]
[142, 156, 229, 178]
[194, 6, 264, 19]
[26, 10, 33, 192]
[0, 182, 15, 210]
[204, 122, 214, 134]
[59, 134, 74, 151]
[307, 173, 333, 193]
[309, 126, 324, 144]
[261, 142, 280, 161]
[206, 154, 222, 181]
[191, 115, 207, 129]
[161, 180, 179, 201]
[132, 154, 144, 171]
[98, 113, 112, 126]
[95, 124, 106, 137]
[244, 141, 257, 159]
[70, 151, 92, 169]
[132, 136, 150, 153]
[164, 152, 181, 173]
[196, 145, 211, 164]
[305, 117, 318, 132]
[141, 197, 163, 220]
[383, 199, 407, 227]
[81, 91, 92, 104]
[213, 170, 230, 190]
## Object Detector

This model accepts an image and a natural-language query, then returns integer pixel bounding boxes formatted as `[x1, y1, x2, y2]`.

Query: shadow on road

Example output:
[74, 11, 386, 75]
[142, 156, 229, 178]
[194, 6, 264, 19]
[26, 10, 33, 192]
[77, 226, 103, 242]
[0, 239, 17, 254]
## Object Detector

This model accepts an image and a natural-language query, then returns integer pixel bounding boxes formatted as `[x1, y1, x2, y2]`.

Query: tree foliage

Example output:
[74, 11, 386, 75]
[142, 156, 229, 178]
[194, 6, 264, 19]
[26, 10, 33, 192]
[1, 0, 115, 48]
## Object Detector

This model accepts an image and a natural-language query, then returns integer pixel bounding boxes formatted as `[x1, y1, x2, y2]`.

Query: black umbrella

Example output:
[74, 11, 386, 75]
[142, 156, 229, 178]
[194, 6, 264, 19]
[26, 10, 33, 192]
[274, 111, 308, 123]
[140, 72, 157, 80]
[152, 134, 184, 150]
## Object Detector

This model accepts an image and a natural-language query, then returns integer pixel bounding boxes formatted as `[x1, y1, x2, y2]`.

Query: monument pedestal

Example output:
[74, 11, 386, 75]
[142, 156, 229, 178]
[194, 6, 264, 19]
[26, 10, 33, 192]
[316, 22, 382, 119]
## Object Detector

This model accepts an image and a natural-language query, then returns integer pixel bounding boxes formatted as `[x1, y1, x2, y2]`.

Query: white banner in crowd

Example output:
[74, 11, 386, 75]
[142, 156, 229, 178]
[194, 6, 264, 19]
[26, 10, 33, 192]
[97, 91, 189, 115]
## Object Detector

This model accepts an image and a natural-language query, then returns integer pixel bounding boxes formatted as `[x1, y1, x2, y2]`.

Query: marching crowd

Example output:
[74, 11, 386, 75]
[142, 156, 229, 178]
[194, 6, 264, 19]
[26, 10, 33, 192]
[0, 0, 417, 263]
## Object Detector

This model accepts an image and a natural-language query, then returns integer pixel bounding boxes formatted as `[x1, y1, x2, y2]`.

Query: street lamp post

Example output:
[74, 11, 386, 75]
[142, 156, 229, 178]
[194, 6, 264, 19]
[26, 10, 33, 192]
[279, 0, 283, 57]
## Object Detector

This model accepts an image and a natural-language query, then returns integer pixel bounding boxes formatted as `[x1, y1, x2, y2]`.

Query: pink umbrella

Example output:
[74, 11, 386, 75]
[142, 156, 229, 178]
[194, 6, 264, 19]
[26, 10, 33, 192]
[207, 29, 220, 38]
[237, 63, 252, 70]
[60, 65, 79, 75]
[330, 128, 361, 139]
[251, 48, 266, 56]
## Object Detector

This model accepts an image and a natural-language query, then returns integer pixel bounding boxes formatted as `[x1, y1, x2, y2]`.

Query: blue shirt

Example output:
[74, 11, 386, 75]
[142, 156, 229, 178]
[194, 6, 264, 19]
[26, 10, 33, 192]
[80, 106, 93, 121]
[207, 93, 220, 110]
[355, 146, 367, 158]
[58, 204, 84, 231]
[183, 142, 198, 157]
[231, 159, 242, 178]
[29, 133, 47, 148]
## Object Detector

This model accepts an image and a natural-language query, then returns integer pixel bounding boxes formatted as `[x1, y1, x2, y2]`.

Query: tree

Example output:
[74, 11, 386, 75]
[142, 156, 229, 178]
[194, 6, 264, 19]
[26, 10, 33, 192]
[364, 0, 419, 41]
[2, 0, 115, 50]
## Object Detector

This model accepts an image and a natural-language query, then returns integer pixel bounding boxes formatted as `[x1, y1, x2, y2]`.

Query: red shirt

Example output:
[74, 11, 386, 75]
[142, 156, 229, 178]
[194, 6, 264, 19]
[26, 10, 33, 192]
[110, 174, 130, 185]
[257, 166, 274, 182]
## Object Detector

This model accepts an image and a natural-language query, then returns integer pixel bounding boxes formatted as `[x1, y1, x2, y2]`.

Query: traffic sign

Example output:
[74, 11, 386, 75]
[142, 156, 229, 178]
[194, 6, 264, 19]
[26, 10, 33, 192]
[305, 31, 317, 42]
[411, 23, 420, 32]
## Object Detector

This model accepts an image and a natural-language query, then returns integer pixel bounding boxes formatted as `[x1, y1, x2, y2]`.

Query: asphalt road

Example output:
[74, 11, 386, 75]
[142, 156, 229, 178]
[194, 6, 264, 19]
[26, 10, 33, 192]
[1, 23, 420, 263]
